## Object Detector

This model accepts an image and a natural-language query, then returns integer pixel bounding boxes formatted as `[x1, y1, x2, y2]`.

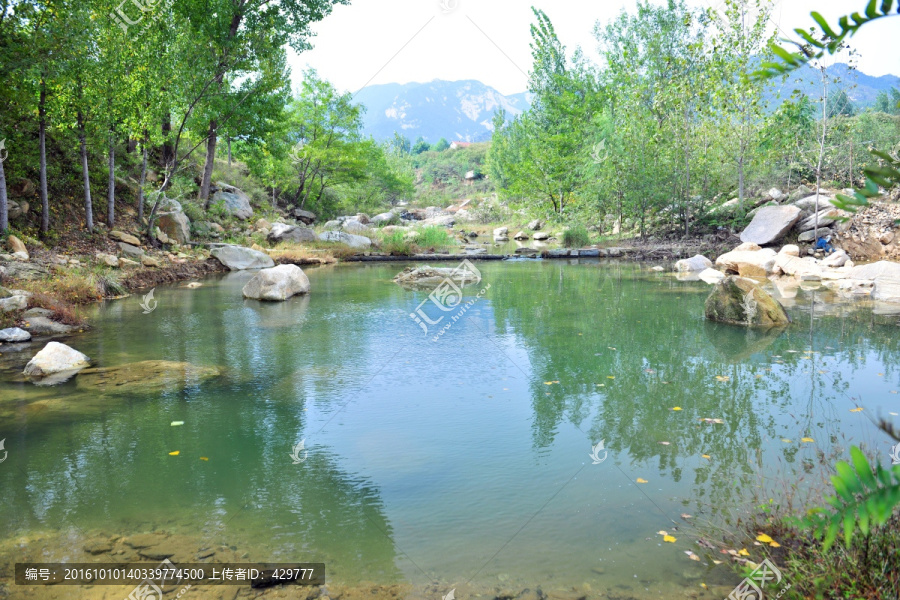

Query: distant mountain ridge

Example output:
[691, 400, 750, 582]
[352, 80, 531, 143]
[353, 64, 898, 143]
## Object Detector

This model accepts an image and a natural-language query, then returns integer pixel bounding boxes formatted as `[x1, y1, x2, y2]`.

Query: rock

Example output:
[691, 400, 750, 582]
[420, 214, 456, 228]
[767, 188, 784, 201]
[323, 220, 341, 230]
[734, 242, 761, 252]
[793, 194, 835, 211]
[848, 261, 900, 281]
[527, 219, 543, 231]
[83, 541, 113, 555]
[533, 232, 550, 241]
[292, 208, 317, 225]
[797, 228, 831, 243]
[881, 231, 895, 245]
[800, 272, 822, 281]
[774, 254, 821, 278]
[210, 245, 275, 270]
[23, 342, 91, 379]
[872, 276, 900, 303]
[779, 244, 800, 257]
[342, 219, 371, 234]
[255, 218, 272, 231]
[821, 249, 849, 268]
[318, 230, 373, 249]
[513, 231, 529, 240]
[7, 200, 29, 220]
[797, 208, 843, 233]
[242, 265, 310, 301]
[158, 212, 191, 244]
[393, 265, 480, 290]
[109, 230, 141, 246]
[651, 266, 665, 272]
[493, 227, 508, 237]
[155, 229, 171, 244]
[141, 256, 161, 268]
[268, 223, 317, 243]
[704, 276, 790, 327]
[8, 235, 28, 258]
[715, 248, 777, 274]
[0, 327, 31, 342]
[0, 261, 48, 280]
[371, 212, 397, 225]
[674, 254, 713, 272]
[0, 295, 27, 312]
[22, 316, 76, 335]
[24, 308, 52, 318]
[739, 205, 801, 245]
[787, 185, 814, 202]
[118, 258, 140, 268]
[211, 183, 253, 220]
[698, 268, 725, 284]
[117, 242, 145, 259]
[738, 263, 768, 278]
[76, 361, 221, 396]
[96, 253, 119, 268]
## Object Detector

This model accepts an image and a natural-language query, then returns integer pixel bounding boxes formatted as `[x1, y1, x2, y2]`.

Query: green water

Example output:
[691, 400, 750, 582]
[1, 261, 899, 597]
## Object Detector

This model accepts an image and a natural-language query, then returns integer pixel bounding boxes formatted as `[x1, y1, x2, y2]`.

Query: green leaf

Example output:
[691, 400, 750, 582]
[850, 447, 877, 490]
[811, 12, 840, 38]
[868, 0, 881, 19]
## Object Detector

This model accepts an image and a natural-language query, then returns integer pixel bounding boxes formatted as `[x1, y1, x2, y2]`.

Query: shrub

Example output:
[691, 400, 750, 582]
[417, 226, 454, 249]
[562, 225, 591, 248]
[378, 230, 414, 255]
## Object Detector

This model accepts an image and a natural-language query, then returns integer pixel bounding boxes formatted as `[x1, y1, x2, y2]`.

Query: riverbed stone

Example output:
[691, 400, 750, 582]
[242, 265, 310, 301]
[268, 223, 317, 244]
[210, 245, 275, 270]
[22, 316, 76, 335]
[24, 341, 91, 378]
[393, 265, 480, 289]
[75, 360, 221, 396]
[0, 327, 31, 342]
[318, 230, 372, 249]
[0, 295, 27, 312]
[797, 208, 843, 233]
[698, 268, 725, 284]
[527, 219, 543, 231]
[533, 232, 550, 241]
[848, 260, 900, 281]
[715, 248, 777, 275]
[158, 211, 191, 244]
[292, 208, 317, 225]
[739, 205, 801, 245]
[779, 244, 800, 257]
[8, 235, 28, 258]
[117, 242, 145, 260]
[704, 276, 790, 327]
[211, 183, 253, 220]
[674, 254, 712, 272]
[513, 231, 529, 240]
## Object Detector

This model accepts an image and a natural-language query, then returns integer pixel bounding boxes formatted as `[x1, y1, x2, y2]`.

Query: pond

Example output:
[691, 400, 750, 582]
[1, 260, 898, 599]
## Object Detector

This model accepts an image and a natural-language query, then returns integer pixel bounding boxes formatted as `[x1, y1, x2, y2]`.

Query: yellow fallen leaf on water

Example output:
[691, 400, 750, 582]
[688, 553, 701, 562]
[596, 383, 605, 387]
[658, 530, 669, 536]
[781, 438, 792, 443]
[801, 437, 815, 443]
[878, 373, 884, 376]
[700, 582, 707, 589]
[681, 514, 692, 519]
[738, 549, 750, 556]
[818, 370, 828, 374]
[700, 418, 724, 424]
[636, 478, 648, 483]
[672, 407, 682, 411]
[712, 560, 723, 565]
[171, 421, 184, 426]
[701, 454, 711, 459]
[800, 356, 810, 360]
[659, 441, 671, 446]
[663, 535, 676, 543]
[768, 541, 781, 548]
[850, 407, 863, 412]
[168, 451, 180, 456]
[200, 457, 209, 461]
[543, 381, 560, 385]
[607, 376, 615, 379]
[756, 534, 774, 544]
[715, 375, 730, 382]
[608, 347, 617, 350]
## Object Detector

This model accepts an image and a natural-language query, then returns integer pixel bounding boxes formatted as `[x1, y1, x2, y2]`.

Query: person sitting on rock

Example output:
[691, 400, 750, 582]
[815, 235, 835, 255]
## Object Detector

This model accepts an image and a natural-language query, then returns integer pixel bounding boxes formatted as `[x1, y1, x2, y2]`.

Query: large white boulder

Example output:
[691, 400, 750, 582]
[210, 245, 275, 270]
[796, 208, 844, 233]
[23, 342, 91, 379]
[739, 205, 801, 245]
[211, 183, 253, 220]
[715, 248, 777, 275]
[872, 277, 900, 304]
[242, 265, 310, 301]
[848, 261, 900, 281]
[774, 254, 822, 278]
[318, 230, 372, 249]
[674, 254, 713, 272]
[698, 268, 726, 284]
[267, 223, 317, 243]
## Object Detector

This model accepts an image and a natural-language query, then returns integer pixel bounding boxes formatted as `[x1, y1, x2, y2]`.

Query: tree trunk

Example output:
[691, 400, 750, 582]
[161, 112, 173, 169]
[138, 130, 148, 225]
[39, 75, 49, 235]
[77, 110, 94, 233]
[107, 126, 116, 227]
[0, 154, 8, 233]
[227, 137, 232, 166]
[200, 118, 218, 207]
[814, 69, 828, 242]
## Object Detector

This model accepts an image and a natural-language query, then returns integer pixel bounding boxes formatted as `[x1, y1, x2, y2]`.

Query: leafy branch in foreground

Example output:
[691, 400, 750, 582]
[754, 0, 899, 79]
[806, 446, 900, 550]
[833, 148, 900, 211]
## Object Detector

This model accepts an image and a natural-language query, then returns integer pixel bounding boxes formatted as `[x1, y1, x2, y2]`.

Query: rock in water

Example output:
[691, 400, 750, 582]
[0, 327, 31, 342]
[674, 254, 712, 272]
[739, 205, 801, 245]
[210, 245, 275, 270]
[76, 361, 221, 396]
[393, 265, 481, 290]
[704, 276, 790, 327]
[24, 342, 91, 379]
[242, 265, 311, 301]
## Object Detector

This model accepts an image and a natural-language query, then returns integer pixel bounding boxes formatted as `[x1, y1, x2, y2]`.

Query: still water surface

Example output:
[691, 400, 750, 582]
[1, 261, 898, 596]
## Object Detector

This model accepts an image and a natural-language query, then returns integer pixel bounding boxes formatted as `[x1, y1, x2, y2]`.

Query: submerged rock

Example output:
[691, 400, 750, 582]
[75, 360, 221, 396]
[24, 341, 91, 380]
[393, 265, 481, 290]
[0, 326, 31, 342]
[674, 254, 712, 272]
[242, 265, 310, 301]
[704, 276, 790, 327]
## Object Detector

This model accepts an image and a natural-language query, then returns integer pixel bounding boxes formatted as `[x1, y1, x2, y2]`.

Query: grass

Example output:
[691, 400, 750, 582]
[378, 230, 415, 256]
[416, 226, 455, 250]
[561, 225, 591, 248]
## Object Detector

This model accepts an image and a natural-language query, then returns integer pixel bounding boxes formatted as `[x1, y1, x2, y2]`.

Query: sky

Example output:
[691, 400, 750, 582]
[288, 0, 900, 97]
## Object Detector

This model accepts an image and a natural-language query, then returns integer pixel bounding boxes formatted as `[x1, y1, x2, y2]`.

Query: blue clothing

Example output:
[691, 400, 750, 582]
[815, 237, 834, 254]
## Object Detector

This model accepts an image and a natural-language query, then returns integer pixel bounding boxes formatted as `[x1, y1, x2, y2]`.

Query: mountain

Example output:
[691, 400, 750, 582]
[352, 80, 531, 143]
[768, 62, 899, 108]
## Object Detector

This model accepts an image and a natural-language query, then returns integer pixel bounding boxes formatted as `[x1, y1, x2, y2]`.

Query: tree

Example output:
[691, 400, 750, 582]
[827, 88, 856, 117]
[874, 88, 900, 114]
[432, 137, 450, 152]
[411, 136, 431, 154]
